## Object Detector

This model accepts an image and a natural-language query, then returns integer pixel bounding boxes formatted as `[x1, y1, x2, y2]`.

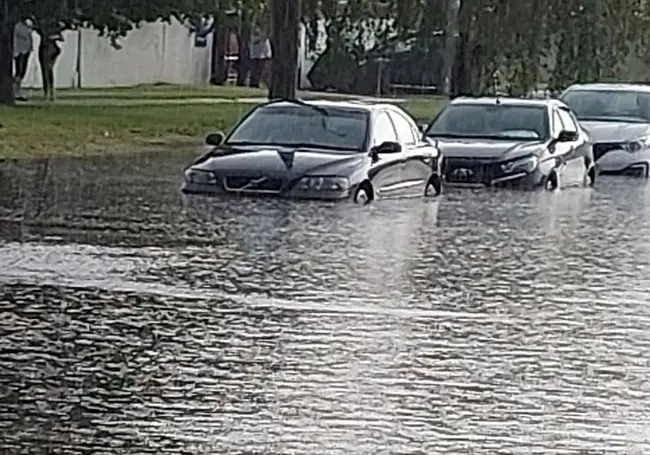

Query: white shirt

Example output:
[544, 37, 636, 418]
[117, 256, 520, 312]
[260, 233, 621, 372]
[249, 36, 272, 60]
[13, 21, 33, 57]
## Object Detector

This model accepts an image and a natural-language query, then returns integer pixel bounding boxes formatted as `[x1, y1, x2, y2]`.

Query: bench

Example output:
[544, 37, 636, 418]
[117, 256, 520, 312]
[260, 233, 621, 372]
[390, 83, 438, 96]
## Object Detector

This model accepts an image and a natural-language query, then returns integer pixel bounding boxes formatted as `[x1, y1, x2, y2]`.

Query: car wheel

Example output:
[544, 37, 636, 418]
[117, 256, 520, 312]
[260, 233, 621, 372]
[424, 174, 442, 197]
[354, 184, 373, 205]
[546, 170, 560, 191]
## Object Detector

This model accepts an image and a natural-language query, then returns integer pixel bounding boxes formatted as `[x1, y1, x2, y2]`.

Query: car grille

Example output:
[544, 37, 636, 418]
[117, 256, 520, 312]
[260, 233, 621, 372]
[593, 142, 625, 161]
[444, 159, 502, 184]
[223, 175, 284, 193]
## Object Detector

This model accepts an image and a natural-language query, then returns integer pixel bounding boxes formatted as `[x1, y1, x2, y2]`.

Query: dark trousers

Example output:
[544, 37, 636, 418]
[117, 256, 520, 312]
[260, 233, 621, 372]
[14, 53, 29, 79]
[38, 41, 61, 99]
[249, 58, 270, 88]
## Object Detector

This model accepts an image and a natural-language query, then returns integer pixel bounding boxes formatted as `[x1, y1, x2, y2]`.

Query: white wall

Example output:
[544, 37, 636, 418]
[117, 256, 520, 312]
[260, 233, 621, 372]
[21, 17, 327, 90]
[22, 17, 213, 89]
[22, 29, 79, 88]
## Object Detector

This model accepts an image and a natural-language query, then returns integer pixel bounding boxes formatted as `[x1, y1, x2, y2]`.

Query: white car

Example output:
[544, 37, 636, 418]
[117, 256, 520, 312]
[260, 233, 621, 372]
[560, 83, 650, 177]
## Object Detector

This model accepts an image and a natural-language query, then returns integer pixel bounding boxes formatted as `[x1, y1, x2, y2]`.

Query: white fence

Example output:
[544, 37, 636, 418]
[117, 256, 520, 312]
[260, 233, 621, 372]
[22, 18, 318, 90]
[23, 18, 213, 89]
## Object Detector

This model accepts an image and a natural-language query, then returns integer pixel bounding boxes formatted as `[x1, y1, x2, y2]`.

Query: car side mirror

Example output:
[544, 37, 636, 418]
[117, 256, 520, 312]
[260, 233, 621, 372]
[205, 132, 225, 146]
[372, 141, 402, 154]
[557, 130, 578, 142]
[418, 123, 428, 132]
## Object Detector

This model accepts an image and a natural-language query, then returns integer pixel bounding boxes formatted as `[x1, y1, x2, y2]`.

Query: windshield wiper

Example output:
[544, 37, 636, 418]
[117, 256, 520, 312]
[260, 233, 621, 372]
[425, 133, 467, 138]
[579, 116, 648, 123]
[267, 98, 330, 116]
[267, 98, 354, 139]
[256, 142, 356, 151]
[427, 133, 513, 140]
[225, 141, 270, 146]
[224, 141, 357, 151]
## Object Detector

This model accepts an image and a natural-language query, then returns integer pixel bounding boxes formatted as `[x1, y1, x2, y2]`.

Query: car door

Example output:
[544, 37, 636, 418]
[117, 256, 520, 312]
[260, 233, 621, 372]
[369, 110, 404, 199]
[556, 106, 587, 185]
[386, 108, 435, 196]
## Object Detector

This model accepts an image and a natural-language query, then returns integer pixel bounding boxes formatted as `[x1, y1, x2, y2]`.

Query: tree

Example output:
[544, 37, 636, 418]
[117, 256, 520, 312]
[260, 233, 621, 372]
[268, 0, 300, 99]
[300, 0, 422, 94]
[441, 0, 460, 95]
[0, 0, 215, 104]
[0, 0, 20, 104]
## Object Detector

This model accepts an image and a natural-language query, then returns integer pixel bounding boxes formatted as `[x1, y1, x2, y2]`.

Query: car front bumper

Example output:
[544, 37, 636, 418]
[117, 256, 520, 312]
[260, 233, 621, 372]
[596, 148, 650, 176]
[444, 167, 545, 190]
[180, 181, 353, 201]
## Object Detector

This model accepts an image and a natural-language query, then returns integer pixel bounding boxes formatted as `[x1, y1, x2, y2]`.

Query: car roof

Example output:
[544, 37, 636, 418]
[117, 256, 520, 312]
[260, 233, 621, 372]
[564, 83, 650, 93]
[448, 96, 564, 108]
[261, 99, 407, 113]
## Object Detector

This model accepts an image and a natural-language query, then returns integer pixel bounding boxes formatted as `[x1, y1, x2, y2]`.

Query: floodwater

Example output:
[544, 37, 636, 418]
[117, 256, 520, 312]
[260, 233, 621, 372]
[2, 150, 650, 454]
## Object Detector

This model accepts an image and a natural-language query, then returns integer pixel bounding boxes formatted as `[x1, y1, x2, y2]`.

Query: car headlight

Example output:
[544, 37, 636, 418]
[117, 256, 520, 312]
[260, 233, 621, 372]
[185, 168, 217, 184]
[626, 136, 650, 152]
[501, 155, 538, 173]
[297, 176, 348, 192]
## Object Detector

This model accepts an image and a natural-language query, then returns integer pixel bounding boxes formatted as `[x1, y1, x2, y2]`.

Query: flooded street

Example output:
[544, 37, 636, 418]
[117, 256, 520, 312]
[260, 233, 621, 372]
[3, 150, 650, 454]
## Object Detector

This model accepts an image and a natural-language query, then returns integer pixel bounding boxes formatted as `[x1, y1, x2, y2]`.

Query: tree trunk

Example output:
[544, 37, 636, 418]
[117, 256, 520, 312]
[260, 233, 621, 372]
[451, 0, 473, 96]
[210, 17, 227, 85]
[441, 0, 461, 96]
[451, 33, 466, 97]
[0, 0, 19, 105]
[268, 0, 300, 100]
[236, 27, 250, 86]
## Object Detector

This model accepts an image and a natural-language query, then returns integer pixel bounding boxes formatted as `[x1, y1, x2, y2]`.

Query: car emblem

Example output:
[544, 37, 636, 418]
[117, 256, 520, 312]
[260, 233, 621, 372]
[451, 167, 474, 179]
[278, 150, 295, 169]
[240, 176, 268, 190]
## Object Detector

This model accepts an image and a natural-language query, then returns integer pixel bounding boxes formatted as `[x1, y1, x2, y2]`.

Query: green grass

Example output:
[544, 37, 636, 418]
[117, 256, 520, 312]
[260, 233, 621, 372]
[1, 84, 447, 159]
[46, 83, 269, 100]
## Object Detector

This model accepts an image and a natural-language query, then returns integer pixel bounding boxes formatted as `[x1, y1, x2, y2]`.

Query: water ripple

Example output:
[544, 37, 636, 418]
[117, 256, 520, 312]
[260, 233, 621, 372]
[1, 152, 650, 454]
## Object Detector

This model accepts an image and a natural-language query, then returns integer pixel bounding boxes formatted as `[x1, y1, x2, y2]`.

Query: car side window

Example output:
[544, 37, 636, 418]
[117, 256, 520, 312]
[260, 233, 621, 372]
[557, 108, 578, 133]
[373, 112, 399, 146]
[387, 111, 417, 145]
[566, 109, 582, 130]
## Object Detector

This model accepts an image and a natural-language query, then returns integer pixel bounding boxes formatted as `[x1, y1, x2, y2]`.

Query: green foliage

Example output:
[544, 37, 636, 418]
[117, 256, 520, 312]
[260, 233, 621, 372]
[16, 0, 650, 93]
[21, 0, 215, 41]
[436, 0, 650, 93]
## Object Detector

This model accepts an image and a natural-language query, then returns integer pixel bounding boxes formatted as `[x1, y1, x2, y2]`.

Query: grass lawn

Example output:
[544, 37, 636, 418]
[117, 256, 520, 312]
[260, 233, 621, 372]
[0, 84, 447, 159]
[47, 83, 270, 99]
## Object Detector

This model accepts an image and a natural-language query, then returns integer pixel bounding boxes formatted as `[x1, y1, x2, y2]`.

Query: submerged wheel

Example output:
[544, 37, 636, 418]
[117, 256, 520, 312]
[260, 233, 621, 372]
[546, 170, 560, 191]
[424, 174, 442, 197]
[354, 183, 373, 205]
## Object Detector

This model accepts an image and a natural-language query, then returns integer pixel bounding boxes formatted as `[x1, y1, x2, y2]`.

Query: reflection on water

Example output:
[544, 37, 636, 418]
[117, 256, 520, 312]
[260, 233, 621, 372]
[2, 151, 650, 454]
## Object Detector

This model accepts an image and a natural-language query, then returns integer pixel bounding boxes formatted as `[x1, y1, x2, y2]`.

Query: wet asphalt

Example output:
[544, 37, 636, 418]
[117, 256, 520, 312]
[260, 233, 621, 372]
[1, 150, 650, 454]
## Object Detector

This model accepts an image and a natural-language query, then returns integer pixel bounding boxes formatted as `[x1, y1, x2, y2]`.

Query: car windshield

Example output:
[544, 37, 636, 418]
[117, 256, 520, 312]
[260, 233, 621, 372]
[425, 104, 549, 140]
[226, 104, 369, 151]
[561, 89, 650, 122]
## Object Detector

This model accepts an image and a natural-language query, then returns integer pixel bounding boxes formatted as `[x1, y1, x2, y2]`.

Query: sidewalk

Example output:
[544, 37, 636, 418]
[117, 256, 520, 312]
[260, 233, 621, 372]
[18, 89, 408, 106]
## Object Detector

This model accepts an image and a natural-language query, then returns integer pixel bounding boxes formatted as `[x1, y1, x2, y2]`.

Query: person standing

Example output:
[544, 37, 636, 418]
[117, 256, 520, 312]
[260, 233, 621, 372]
[37, 31, 63, 101]
[248, 26, 272, 88]
[13, 18, 34, 101]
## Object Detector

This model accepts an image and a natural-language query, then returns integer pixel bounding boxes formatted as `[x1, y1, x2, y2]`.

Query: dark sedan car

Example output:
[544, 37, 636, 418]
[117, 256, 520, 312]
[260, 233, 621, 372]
[423, 97, 596, 190]
[182, 99, 443, 204]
